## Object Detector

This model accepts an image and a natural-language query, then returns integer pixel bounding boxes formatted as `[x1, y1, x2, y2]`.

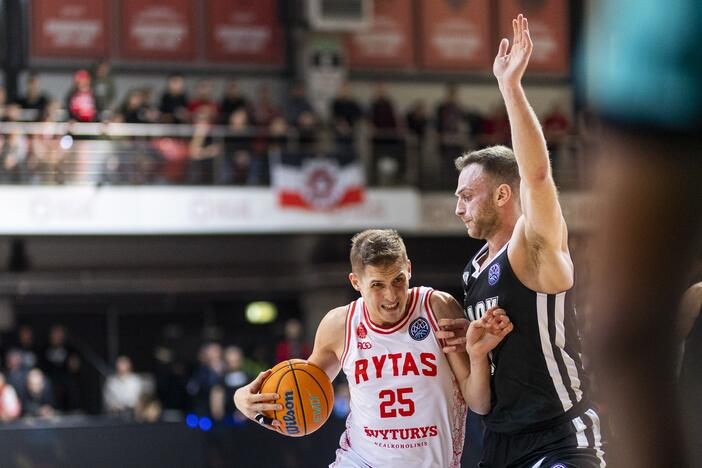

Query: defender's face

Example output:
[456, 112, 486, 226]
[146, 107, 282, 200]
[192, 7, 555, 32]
[350, 259, 412, 327]
[455, 164, 499, 240]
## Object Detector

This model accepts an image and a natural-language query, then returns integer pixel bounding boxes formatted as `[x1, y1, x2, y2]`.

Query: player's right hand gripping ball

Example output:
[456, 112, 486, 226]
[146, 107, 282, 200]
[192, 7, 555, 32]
[260, 359, 335, 436]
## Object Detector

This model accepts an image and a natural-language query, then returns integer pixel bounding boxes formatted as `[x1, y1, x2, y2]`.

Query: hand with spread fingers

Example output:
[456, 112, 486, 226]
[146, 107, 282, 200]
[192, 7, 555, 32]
[438, 306, 513, 354]
[493, 13, 533, 88]
[465, 306, 514, 359]
[233, 369, 283, 432]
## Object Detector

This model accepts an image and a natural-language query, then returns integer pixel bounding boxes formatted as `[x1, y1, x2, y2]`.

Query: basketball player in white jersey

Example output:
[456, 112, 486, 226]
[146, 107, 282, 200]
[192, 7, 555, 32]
[235, 229, 513, 467]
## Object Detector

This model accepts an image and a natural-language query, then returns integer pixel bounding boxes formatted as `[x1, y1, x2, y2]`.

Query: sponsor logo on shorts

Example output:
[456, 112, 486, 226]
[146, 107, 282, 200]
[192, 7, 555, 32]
[363, 425, 438, 447]
[488, 263, 501, 286]
[409, 317, 430, 341]
[282, 391, 299, 434]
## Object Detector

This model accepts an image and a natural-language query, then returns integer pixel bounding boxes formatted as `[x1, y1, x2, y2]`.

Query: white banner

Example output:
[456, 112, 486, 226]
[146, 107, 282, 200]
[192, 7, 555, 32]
[0, 187, 419, 235]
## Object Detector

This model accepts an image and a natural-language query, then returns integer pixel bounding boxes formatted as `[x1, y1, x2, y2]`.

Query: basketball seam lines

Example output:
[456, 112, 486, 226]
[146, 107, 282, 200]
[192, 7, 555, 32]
[272, 366, 294, 427]
[288, 360, 308, 435]
[295, 369, 334, 410]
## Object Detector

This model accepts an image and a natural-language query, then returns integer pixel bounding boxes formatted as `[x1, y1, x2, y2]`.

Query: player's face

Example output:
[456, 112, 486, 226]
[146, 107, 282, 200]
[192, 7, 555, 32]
[455, 164, 499, 239]
[350, 259, 412, 326]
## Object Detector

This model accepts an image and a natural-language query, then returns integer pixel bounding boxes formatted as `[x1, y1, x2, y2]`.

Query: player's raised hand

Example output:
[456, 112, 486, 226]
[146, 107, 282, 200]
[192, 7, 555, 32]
[493, 14, 533, 87]
[437, 317, 469, 353]
[465, 306, 514, 358]
[233, 369, 282, 431]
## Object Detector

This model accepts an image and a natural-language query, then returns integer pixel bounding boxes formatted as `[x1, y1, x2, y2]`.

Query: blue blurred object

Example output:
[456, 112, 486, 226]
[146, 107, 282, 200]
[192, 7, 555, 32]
[585, 1, 702, 130]
[198, 417, 212, 431]
[185, 414, 198, 429]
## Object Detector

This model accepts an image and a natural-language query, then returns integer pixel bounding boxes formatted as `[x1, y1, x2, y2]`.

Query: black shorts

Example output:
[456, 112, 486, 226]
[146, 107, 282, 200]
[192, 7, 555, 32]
[478, 408, 606, 468]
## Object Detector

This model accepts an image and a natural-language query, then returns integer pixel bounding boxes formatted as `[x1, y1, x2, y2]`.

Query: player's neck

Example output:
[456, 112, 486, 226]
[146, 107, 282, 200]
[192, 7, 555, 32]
[484, 230, 512, 262]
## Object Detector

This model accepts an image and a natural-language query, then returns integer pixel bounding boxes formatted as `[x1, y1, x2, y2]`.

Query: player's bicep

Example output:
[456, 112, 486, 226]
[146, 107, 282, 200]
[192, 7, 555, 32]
[520, 178, 566, 248]
[308, 348, 341, 382]
[307, 307, 346, 381]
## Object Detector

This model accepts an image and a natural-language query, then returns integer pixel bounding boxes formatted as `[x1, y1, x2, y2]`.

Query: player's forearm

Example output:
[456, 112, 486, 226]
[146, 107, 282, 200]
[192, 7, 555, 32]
[462, 355, 492, 414]
[499, 82, 551, 185]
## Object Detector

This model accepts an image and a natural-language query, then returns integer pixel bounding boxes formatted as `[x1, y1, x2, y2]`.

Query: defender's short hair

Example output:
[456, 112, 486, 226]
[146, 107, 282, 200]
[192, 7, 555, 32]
[350, 229, 408, 274]
[454, 145, 520, 191]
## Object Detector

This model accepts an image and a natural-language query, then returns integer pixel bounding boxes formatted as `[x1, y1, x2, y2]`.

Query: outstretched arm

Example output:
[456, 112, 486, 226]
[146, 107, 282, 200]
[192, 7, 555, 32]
[495, 14, 572, 292]
[431, 292, 512, 414]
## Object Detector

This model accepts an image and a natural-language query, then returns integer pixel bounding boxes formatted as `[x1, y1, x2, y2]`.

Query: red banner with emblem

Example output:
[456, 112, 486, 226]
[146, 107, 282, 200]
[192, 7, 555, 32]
[418, 0, 492, 71]
[346, 0, 415, 69]
[205, 0, 284, 64]
[120, 0, 196, 61]
[31, 0, 109, 59]
[498, 0, 569, 74]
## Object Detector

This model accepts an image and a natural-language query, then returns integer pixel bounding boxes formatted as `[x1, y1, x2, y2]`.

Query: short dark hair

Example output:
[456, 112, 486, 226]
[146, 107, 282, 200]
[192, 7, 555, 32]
[454, 145, 520, 191]
[350, 229, 408, 274]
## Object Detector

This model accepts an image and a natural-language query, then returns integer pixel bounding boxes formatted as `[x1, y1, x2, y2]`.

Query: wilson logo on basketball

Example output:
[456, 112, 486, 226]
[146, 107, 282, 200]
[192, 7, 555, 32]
[282, 391, 299, 435]
[357, 323, 368, 339]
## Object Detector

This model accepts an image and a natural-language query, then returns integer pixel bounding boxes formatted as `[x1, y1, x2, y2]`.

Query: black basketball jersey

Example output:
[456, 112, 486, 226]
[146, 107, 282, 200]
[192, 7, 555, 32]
[462, 242, 589, 434]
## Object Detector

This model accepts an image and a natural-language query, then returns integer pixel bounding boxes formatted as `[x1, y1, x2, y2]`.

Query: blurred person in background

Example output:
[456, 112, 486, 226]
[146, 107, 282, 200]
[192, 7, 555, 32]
[330, 81, 363, 145]
[65, 70, 99, 123]
[0, 105, 30, 183]
[284, 82, 319, 147]
[369, 82, 404, 186]
[242, 343, 270, 377]
[92, 60, 116, 114]
[159, 73, 189, 124]
[4, 349, 28, 398]
[15, 325, 38, 370]
[274, 318, 311, 363]
[405, 100, 428, 141]
[187, 342, 224, 417]
[211, 346, 250, 422]
[42, 324, 82, 412]
[219, 79, 251, 125]
[0, 372, 21, 422]
[116, 89, 150, 124]
[436, 83, 467, 187]
[251, 83, 282, 130]
[139, 86, 160, 123]
[154, 345, 190, 413]
[21, 368, 55, 418]
[16, 72, 50, 121]
[188, 109, 220, 184]
[103, 356, 142, 419]
[187, 80, 219, 123]
[221, 108, 253, 185]
[478, 103, 510, 148]
[583, 2, 702, 467]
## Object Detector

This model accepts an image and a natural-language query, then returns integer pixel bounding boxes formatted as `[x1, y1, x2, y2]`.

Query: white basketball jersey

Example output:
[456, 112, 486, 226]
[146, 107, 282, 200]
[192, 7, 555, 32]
[331, 287, 467, 468]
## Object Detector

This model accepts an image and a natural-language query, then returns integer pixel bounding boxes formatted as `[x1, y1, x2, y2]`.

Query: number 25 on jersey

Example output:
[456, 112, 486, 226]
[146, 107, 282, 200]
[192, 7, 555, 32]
[379, 387, 415, 418]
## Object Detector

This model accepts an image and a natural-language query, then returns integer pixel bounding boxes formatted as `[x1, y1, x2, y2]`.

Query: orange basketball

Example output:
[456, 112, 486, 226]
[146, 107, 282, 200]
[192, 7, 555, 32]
[260, 359, 334, 437]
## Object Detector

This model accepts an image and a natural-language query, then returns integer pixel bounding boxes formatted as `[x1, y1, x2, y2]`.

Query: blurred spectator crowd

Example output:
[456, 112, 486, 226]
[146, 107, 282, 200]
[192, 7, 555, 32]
[0, 62, 586, 189]
[0, 318, 350, 428]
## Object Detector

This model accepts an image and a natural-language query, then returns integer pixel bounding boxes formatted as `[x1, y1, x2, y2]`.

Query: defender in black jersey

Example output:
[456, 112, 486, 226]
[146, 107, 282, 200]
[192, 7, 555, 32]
[451, 15, 606, 467]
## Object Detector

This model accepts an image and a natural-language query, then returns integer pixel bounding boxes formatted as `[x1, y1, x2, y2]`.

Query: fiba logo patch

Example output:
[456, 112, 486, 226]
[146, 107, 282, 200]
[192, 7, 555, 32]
[409, 318, 430, 341]
[356, 323, 368, 339]
[488, 264, 501, 286]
